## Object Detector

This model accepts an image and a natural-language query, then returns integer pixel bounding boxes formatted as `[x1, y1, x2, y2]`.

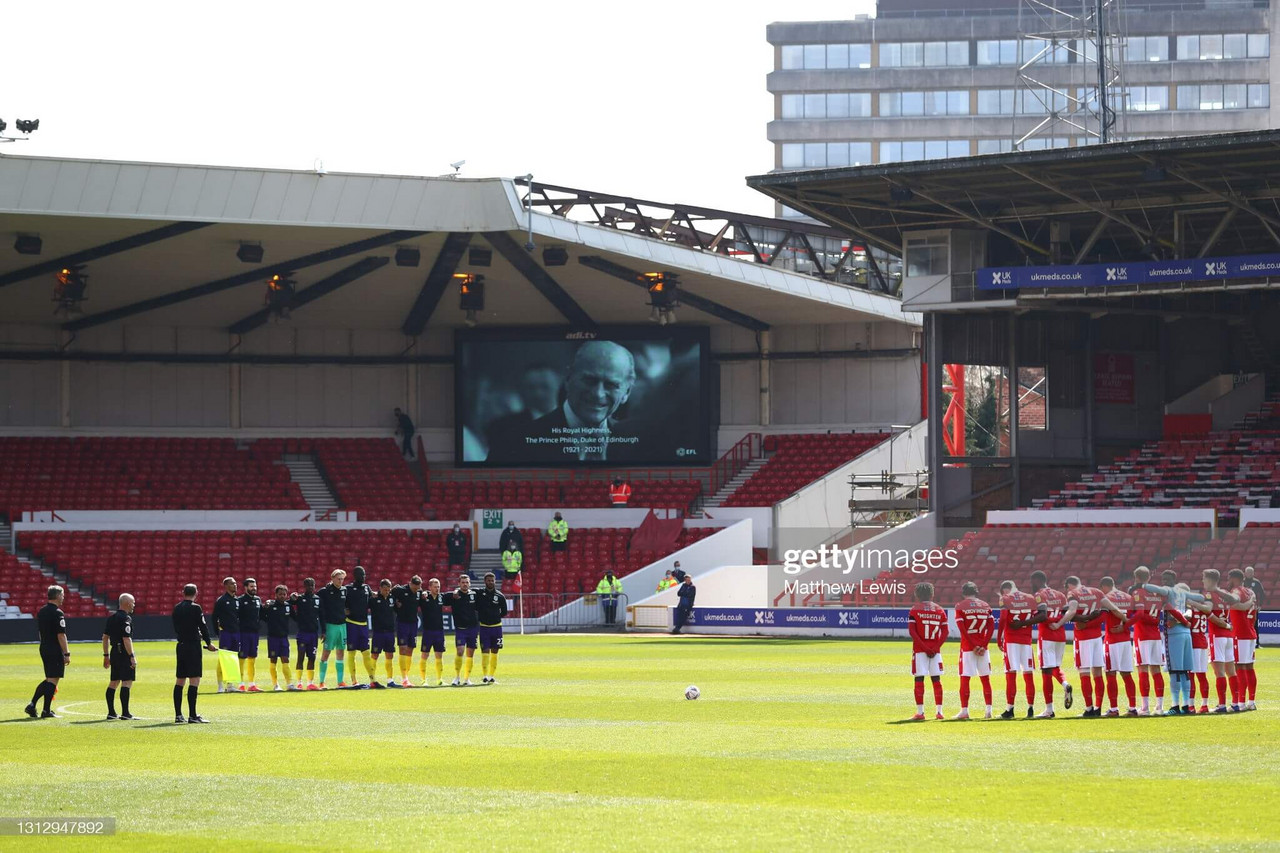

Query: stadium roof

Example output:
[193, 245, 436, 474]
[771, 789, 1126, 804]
[748, 130, 1280, 268]
[0, 153, 917, 335]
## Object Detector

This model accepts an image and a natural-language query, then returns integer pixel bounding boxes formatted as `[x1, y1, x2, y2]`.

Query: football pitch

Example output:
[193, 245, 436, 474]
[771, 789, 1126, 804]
[0, 635, 1277, 852]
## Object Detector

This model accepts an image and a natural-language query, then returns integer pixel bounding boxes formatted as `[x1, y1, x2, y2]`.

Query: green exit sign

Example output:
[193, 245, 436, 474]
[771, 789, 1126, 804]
[482, 510, 504, 529]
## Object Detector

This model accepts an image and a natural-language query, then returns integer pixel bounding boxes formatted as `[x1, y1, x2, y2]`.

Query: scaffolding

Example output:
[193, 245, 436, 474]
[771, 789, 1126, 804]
[1014, 0, 1127, 150]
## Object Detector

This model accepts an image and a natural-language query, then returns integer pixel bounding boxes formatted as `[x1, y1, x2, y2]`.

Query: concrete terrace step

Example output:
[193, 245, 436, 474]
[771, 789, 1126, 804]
[283, 456, 340, 516]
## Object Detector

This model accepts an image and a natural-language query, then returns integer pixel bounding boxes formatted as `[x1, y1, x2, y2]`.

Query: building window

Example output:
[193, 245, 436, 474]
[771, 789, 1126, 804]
[779, 92, 873, 120]
[1022, 38, 1069, 64]
[977, 39, 1018, 65]
[780, 43, 872, 70]
[977, 139, 1014, 155]
[850, 93, 871, 117]
[880, 140, 970, 164]
[1177, 33, 1266, 61]
[781, 45, 804, 70]
[1126, 85, 1168, 111]
[849, 142, 872, 165]
[781, 94, 802, 119]
[827, 142, 850, 168]
[1249, 33, 1269, 58]
[905, 235, 949, 277]
[1176, 35, 1198, 60]
[1224, 33, 1247, 59]
[1126, 35, 1169, 62]
[921, 40, 969, 67]
[882, 42, 930, 67]
[978, 89, 1015, 115]
[826, 44, 849, 69]
[804, 93, 826, 118]
[803, 44, 826, 69]
[781, 143, 804, 169]
[881, 90, 969, 117]
[1249, 83, 1270, 108]
[1224, 84, 1246, 109]
[1019, 137, 1070, 151]
[826, 93, 849, 118]
[803, 143, 827, 168]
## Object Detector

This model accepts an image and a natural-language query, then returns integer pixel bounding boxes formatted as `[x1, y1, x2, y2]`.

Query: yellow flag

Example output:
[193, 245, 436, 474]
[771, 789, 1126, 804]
[218, 649, 241, 678]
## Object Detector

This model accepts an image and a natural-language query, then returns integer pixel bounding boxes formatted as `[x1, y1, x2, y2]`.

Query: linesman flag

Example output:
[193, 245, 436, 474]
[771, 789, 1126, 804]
[218, 648, 241, 678]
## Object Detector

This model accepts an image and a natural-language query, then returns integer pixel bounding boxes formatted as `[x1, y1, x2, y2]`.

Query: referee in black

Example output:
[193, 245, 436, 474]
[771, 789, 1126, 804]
[102, 593, 137, 720]
[172, 584, 216, 724]
[25, 585, 69, 719]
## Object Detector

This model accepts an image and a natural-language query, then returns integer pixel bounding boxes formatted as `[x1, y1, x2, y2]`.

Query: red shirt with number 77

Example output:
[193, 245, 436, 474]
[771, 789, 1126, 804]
[909, 601, 949, 655]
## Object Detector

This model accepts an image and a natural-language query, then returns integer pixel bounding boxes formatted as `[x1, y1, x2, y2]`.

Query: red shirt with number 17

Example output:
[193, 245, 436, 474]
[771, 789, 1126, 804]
[908, 601, 949, 655]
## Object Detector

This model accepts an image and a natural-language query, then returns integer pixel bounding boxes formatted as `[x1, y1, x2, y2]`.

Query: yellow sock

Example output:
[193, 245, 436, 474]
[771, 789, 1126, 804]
[363, 650, 375, 678]
[489, 654, 498, 678]
[384, 657, 394, 679]
[454, 655, 464, 676]
[419, 655, 427, 681]
[269, 660, 278, 686]
[464, 656, 474, 680]
[248, 658, 257, 682]
[305, 668, 314, 684]
[282, 661, 293, 684]
[434, 657, 443, 682]
[482, 652, 491, 677]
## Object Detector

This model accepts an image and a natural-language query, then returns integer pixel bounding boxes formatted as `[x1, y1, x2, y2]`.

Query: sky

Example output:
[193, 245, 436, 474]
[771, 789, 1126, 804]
[3, 0, 875, 216]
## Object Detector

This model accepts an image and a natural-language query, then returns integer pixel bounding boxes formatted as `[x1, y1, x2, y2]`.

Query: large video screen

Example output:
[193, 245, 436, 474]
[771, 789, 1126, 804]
[456, 327, 711, 466]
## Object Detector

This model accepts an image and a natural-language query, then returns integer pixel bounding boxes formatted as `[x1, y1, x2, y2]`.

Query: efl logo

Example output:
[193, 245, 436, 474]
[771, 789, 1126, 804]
[753, 611, 775, 625]
[991, 271, 1012, 286]
[1205, 261, 1227, 276]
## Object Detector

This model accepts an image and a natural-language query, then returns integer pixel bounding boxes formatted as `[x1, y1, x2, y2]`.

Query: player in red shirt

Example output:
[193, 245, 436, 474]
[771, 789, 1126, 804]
[1193, 569, 1248, 712]
[1056, 576, 1128, 717]
[1098, 576, 1137, 716]
[953, 582, 994, 720]
[1027, 570, 1072, 717]
[996, 580, 1039, 719]
[1227, 568, 1259, 711]
[1129, 566, 1167, 715]
[907, 582, 949, 721]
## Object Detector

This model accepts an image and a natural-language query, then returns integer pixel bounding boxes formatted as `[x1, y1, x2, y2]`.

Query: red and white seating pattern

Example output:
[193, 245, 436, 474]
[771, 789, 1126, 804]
[1157, 522, 1280, 591]
[0, 551, 107, 618]
[721, 432, 890, 507]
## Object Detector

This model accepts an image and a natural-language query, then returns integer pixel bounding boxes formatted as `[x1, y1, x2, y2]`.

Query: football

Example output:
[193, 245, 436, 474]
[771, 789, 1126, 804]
[685, 685, 700, 700]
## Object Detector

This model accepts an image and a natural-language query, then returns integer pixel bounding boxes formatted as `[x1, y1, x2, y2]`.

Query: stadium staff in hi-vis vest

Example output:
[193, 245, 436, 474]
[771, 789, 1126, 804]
[502, 545, 523, 583]
[548, 513, 569, 552]
[596, 570, 623, 624]
[609, 477, 632, 507]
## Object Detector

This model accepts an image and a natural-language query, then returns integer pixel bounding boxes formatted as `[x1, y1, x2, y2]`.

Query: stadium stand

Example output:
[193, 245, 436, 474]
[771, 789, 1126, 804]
[1034, 399, 1280, 523]
[311, 438, 430, 521]
[0, 437, 306, 521]
[844, 522, 1212, 608]
[425, 476, 702, 518]
[1157, 522, 1280, 591]
[720, 432, 890, 507]
[0, 550, 107, 618]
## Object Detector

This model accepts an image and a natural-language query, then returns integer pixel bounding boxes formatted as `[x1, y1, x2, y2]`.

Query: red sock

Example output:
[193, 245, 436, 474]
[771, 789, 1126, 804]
[980, 675, 992, 706]
[1122, 673, 1136, 708]
[1042, 672, 1054, 704]
[1023, 672, 1036, 705]
[1153, 672, 1165, 699]
[1081, 674, 1095, 708]
[932, 678, 943, 708]
[1138, 671, 1150, 699]
[1216, 675, 1228, 706]
[960, 676, 971, 709]
[1092, 674, 1105, 706]
[1106, 672, 1119, 709]
[1053, 667, 1066, 685]
[1005, 672, 1017, 706]
[913, 679, 924, 706]
[1197, 673, 1209, 703]
[1247, 669, 1257, 701]
[1230, 674, 1241, 704]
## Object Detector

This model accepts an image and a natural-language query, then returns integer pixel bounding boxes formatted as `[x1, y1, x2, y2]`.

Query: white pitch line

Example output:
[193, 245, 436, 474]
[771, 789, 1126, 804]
[56, 700, 164, 722]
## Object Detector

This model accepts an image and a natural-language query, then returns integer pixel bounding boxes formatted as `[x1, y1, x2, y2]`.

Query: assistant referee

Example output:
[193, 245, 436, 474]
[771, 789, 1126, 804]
[25, 585, 69, 719]
[172, 584, 216, 724]
[102, 593, 137, 720]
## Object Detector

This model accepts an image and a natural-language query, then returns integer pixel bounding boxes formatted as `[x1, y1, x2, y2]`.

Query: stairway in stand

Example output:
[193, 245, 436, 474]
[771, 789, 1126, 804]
[702, 457, 769, 508]
[283, 455, 340, 519]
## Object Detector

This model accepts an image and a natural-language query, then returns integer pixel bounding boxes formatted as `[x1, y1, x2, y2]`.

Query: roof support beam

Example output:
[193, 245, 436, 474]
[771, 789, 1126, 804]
[892, 181, 1050, 257]
[229, 256, 390, 335]
[577, 255, 770, 332]
[0, 221, 212, 290]
[1150, 157, 1280, 250]
[64, 230, 425, 331]
[485, 231, 595, 329]
[1072, 215, 1110, 264]
[1004, 166, 1175, 253]
[401, 232, 472, 336]
[1197, 207, 1239, 258]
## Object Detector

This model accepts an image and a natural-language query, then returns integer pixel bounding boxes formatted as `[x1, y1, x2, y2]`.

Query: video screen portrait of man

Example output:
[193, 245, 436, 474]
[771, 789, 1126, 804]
[462, 333, 705, 466]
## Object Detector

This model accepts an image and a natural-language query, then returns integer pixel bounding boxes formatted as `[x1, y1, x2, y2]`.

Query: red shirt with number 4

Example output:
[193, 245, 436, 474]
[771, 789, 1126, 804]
[908, 601, 949, 655]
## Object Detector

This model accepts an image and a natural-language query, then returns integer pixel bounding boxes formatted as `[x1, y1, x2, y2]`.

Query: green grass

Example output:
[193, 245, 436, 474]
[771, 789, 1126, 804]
[0, 635, 1277, 852]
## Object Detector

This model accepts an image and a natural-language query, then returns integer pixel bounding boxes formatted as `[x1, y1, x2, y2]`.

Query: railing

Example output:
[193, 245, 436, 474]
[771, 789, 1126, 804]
[710, 433, 763, 498]
[497, 592, 630, 631]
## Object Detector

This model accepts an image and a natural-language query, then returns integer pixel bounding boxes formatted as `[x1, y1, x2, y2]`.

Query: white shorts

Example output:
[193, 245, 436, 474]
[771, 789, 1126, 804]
[1190, 647, 1209, 674]
[1075, 636, 1105, 670]
[1236, 639, 1257, 665]
[960, 649, 992, 677]
[1106, 640, 1134, 674]
[1038, 639, 1066, 669]
[1004, 643, 1035, 673]
[912, 652, 944, 677]
[1211, 636, 1236, 664]
[1137, 639, 1166, 667]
